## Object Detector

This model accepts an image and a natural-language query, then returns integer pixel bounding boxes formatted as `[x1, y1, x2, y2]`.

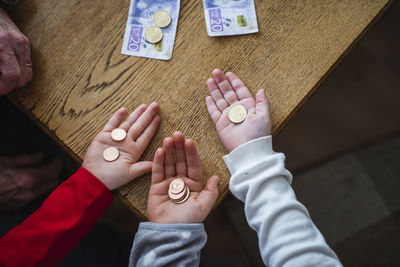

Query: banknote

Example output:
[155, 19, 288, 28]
[203, 0, 258, 36]
[121, 0, 180, 60]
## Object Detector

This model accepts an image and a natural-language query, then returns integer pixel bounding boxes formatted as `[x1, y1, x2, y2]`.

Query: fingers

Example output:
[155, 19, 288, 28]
[151, 148, 165, 184]
[173, 131, 187, 177]
[255, 89, 270, 117]
[103, 107, 127, 132]
[212, 68, 239, 105]
[185, 139, 202, 181]
[197, 175, 219, 208]
[0, 163, 59, 211]
[14, 35, 30, 88]
[225, 71, 253, 100]
[14, 157, 61, 197]
[0, 47, 21, 95]
[163, 137, 176, 178]
[206, 96, 221, 124]
[136, 115, 160, 151]
[0, 152, 43, 168]
[0, 28, 32, 95]
[31, 178, 59, 199]
[119, 104, 147, 131]
[129, 161, 152, 180]
[25, 41, 33, 83]
[128, 102, 160, 140]
[29, 157, 62, 184]
[207, 78, 228, 112]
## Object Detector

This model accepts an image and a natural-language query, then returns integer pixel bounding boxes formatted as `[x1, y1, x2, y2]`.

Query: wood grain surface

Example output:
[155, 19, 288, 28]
[8, 0, 390, 218]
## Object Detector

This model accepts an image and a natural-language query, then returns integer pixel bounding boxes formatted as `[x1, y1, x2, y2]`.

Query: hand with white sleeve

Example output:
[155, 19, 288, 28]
[205, 69, 342, 267]
[205, 68, 271, 152]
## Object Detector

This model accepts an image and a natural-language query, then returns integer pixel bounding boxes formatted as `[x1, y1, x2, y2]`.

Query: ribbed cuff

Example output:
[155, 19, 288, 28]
[223, 136, 274, 175]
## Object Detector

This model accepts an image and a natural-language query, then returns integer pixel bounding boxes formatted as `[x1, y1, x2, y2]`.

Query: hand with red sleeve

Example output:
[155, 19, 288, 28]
[0, 103, 160, 266]
[83, 102, 160, 190]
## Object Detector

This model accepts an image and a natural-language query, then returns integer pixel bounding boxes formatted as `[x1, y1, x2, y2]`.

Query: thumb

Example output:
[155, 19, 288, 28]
[196, 175, 219, 208]
[129, 161, 153, 180]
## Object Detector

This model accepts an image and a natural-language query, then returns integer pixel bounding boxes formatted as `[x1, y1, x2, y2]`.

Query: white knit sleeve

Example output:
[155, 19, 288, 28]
[223, 136, 342, 267]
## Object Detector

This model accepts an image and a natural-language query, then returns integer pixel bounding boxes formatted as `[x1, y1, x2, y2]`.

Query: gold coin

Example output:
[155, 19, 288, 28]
[153, 10, 172, 28]
[111, 128, 127, 142]
[103, 147, 119, 162]
[228, 104, 247, 123]
[144, 26, 163, 43]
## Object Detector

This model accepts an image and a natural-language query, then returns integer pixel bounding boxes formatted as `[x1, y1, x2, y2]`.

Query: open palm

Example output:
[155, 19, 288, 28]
[206, 69, 272, 153]
[83, 103, 160, 190]
[147, 131, 219, 224]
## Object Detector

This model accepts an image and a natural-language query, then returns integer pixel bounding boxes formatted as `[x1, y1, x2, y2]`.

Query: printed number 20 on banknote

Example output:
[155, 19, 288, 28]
[203, 0, 258, 36]
[121, 0, 180, 60]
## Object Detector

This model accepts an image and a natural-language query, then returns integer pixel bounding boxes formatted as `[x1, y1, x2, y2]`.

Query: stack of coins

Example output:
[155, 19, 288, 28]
[103, 128, 127, 162]
[168, 178, 190, 204]
[144, 10, 172, 44]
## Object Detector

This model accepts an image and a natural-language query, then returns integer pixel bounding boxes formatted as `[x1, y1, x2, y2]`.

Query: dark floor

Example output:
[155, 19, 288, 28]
[1, 1, 400, 267]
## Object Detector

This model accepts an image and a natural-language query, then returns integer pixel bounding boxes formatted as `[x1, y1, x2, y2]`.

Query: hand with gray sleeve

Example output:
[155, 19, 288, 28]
[205, 68, 342, 266]
[129, 131, 219, 267]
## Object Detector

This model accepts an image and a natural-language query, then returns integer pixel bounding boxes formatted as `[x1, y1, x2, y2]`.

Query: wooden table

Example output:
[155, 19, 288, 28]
[8, 0, 390, 218]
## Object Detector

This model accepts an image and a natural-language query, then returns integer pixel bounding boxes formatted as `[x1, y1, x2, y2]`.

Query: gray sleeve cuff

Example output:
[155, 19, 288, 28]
[138, 222, 205, 232]
[129, 222, 207, 267]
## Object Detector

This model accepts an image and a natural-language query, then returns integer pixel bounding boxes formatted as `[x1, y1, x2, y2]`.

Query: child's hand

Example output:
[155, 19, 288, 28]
[147, 131, 219, 224]
[83, 103, 160, 190]
[206, 69, 272, 153]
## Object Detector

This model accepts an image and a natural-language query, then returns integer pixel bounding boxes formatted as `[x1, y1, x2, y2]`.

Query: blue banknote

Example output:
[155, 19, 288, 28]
[121, 0, 180, 60]
[203, 0, 258, 36]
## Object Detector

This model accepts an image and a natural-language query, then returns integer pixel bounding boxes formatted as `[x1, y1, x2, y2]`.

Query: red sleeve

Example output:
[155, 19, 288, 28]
[0, 167, 113, 267]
